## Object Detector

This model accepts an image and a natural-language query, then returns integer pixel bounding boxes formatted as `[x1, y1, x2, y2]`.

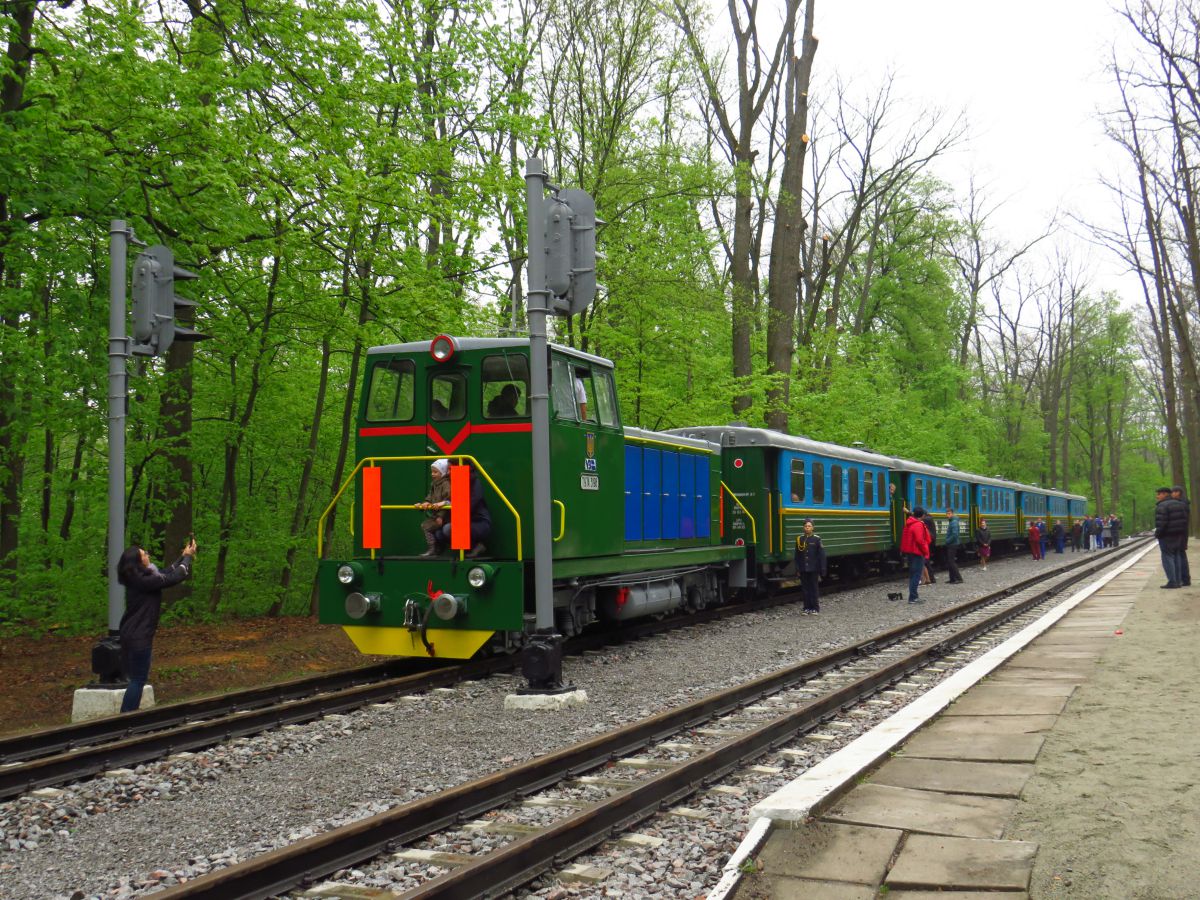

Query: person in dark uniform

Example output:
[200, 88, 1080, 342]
[921, 510, 938, 583]
[944, 507, 963, 583]
[117, 537, 197, 713]
[1155, 486, 1188, 588]
[487, 384, 521, 417]
[1052, 520, 1065, 554]
[793, 518, 827, 615]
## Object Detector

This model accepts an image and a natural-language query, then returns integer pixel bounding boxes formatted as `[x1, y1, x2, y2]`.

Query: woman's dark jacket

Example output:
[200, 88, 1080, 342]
[975, 526, 991, 546]
[921, 514, 937, 548]
[119, 557, 192, 650]
[794, 534, 827, 577]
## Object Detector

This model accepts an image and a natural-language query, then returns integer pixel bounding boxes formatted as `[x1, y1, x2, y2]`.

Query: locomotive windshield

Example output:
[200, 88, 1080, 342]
[365, 359, 415, 422]
[430, 372, 467, 421]
[482, 354, 530, 418]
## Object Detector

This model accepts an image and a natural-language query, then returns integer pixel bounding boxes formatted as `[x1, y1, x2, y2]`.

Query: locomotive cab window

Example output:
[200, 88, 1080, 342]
[365, 358, 415, 422]
[790, 459, 805, 503]
[430, 372, 466, 421]
[594, 370, 620, 427]
[482, 354, 530, 419]
[551, 356, 578, 420]
[574, 366, 596, 422]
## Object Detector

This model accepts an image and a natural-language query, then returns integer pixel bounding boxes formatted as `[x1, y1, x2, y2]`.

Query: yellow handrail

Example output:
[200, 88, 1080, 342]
[317, 455, 523, 560]
[553, 500, 566, 542]
[720, 481, 757, 544]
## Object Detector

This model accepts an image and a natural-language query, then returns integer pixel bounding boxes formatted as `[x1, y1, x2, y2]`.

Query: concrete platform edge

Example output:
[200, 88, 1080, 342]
[706, 816, 771, 900]
[710, 544, 1153, 899]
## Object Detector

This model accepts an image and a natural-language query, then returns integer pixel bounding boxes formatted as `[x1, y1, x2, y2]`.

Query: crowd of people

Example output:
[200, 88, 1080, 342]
[1025, 514, 1122, 559]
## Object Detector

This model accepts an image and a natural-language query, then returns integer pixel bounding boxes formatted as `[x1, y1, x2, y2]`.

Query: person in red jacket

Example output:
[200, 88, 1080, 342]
[1028, 521, 1042, 560]
[901, 506, 931, 604]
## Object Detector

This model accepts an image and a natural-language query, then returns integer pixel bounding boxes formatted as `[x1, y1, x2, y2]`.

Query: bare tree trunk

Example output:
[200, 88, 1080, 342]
[764, 0, 818, 432]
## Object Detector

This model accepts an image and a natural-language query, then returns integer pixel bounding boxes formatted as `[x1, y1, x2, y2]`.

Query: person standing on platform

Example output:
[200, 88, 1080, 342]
[1109, 514, 1122, 548]
[793, 518, 827, 615]
[1052, 520, 1065, 554]
[921, 510, 938, 584]
[975, 518, 992, 570]
[1155, 486, 1188, 588]
[1028, 521, 1042, 560]
[1172, 486, 1191, 586]
[902, 506, 931, 604]
[944, 507, 964, 583]
[1093, 515, 1106, 550]
[1038, 519, 1049, 559]
[117, 536, 197, 713]
[1070, 519, 1083, 552]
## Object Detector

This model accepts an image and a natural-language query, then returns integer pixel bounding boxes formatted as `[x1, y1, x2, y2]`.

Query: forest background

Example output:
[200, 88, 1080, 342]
[0, 0, 1195, 631]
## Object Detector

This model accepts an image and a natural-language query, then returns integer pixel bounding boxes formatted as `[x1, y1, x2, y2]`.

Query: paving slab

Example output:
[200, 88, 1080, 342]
[740, 876, 877, 899]
[941, 689, 1071, 717]
[886, 833, 1037, 891]
[900, 731, 1044, 763]
[920, 714, 1057, 735]
[823, 783, 1016, 839]
[754, 821, 902, 885]
[985, 670, 1087, 683]
[889, 893, 1028, 900]
[871, 757, 1034, 797]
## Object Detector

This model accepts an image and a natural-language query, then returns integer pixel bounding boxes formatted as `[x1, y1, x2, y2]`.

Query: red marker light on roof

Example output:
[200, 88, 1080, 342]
[430, 334, 457, 363]
[733, 458, 743, 468]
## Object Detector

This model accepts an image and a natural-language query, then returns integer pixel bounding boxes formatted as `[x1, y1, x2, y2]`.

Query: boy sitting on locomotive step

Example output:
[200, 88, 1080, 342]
[416, 459, 452, 557]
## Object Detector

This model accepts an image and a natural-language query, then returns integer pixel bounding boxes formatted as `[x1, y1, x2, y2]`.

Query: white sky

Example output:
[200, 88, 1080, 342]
[816, 0, 1141, 303]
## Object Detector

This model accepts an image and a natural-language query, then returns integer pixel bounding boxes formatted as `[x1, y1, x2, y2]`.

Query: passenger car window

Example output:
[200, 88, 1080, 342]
[812, 461, 825, 503]
[481, 354, 530, 419]
[864, 470, 874, 506]
[877, 472, 886, 506]
[849, 468, 859, 506]
[831, 465, 843, 505]
[790, 459, 805, 503]
[430, 372, 466, 421]
[365, 359, 415, 422]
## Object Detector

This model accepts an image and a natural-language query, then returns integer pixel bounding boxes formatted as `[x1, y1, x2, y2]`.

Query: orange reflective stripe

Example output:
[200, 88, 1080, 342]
[362, 466, 381, 549]
[450, 464, 471, 550]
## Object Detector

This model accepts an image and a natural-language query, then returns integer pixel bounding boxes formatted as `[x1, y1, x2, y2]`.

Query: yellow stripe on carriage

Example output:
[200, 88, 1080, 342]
[782, 508, 891, 517]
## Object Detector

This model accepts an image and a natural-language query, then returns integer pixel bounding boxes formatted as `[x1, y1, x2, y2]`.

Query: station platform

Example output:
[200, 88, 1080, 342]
[717, 543, 1200, 899]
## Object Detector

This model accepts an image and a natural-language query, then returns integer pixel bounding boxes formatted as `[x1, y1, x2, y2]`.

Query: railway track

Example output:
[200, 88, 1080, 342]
[0, 568, 849, 801]
[142, 541, 1145, 900]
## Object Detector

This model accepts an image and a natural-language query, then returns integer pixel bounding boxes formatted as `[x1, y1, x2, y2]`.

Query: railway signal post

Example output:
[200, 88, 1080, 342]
[75, 224, 207, 722]
[507, 159, 599, 708]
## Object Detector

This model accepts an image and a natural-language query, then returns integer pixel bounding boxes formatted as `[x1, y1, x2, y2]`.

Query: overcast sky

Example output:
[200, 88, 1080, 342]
[815, 0, 1140, 303]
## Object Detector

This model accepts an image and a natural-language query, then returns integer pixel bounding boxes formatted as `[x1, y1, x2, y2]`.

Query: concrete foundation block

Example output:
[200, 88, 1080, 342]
[71, 685, 154, 722]
[503, 689, 588, 711]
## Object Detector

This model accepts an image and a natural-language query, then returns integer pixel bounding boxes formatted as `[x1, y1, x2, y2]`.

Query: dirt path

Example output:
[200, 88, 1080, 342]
[1006, 548, 1200, 898]
[0, 617, 376, 735]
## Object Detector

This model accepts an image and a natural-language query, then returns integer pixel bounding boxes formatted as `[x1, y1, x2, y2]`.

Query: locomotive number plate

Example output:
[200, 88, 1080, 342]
[580, 474, 600, 491]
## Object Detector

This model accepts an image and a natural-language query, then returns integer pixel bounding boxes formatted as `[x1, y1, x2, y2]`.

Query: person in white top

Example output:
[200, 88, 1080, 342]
[574, 372, 588, 420]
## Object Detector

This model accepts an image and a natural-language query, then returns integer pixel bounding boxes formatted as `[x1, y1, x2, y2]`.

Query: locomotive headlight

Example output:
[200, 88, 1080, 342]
[345, 592, 381, 619]
[336, 562, 362, 586]
[467, 565, 494, 589]
[430, 334, 457, 363]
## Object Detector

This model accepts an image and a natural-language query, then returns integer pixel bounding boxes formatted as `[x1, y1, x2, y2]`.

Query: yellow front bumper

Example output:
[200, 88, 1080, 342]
[342, 625, 494, 659]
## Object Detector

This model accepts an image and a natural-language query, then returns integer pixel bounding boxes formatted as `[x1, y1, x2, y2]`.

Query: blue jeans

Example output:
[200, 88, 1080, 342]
[1160, 546, 1180, 586]
[121, 646, 153, 713]
[1179, 549, 1191, 585]
[907, 554, 925, 601]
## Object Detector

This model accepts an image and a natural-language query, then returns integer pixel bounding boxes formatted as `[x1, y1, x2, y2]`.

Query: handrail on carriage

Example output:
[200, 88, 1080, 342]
[317, 455, 522, 560]
[719, 481, 757, 544]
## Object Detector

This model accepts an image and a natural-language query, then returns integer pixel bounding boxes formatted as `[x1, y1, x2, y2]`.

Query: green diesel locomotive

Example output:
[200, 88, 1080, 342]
[317, 335, 1087, 659]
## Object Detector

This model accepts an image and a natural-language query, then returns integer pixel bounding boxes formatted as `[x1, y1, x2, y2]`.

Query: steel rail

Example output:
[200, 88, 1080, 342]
[148, 541, 1144, 900]
[0, 576, 815, 798]
[0, 658, 432, 765]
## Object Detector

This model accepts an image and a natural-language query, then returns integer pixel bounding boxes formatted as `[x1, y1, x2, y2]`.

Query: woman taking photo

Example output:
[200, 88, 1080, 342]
[117, 537, 197, 713]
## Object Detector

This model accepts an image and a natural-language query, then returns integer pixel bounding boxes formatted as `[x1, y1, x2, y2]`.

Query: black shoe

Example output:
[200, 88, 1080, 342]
[1162, 583, 1181, 589]
[467, 544, 487, 558]
[908, 598, 924, 604]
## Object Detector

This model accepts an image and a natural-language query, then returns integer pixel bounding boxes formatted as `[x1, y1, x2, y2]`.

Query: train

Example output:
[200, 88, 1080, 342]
[316, 335, 1088, 659]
